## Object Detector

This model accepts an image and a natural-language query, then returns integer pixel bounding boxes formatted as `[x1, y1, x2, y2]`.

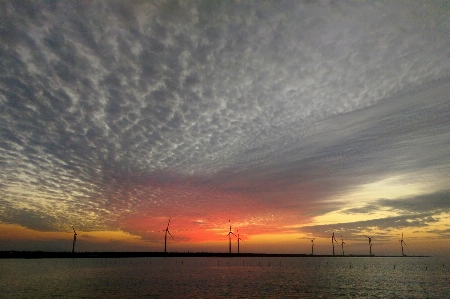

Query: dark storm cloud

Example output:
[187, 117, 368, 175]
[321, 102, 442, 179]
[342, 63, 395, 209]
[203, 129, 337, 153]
[0, 0, 449, 236]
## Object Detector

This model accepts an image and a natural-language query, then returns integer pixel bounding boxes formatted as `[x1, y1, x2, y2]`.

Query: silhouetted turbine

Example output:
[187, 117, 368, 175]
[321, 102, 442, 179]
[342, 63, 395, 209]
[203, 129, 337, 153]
[332, 231, 339, 256]
[309, 238, 316, 255]
[164, 218, 174, 253]
[236, 230, 243, 254]
[226, 220, 237, 254]
[364, 234, 375, 256]
[400, 232, 407, 256]
[341, 235, 346, 256]
[72, 226, 77, 254]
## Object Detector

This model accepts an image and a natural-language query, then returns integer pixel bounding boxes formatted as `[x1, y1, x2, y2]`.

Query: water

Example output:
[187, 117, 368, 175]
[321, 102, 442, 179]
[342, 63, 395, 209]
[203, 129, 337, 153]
[1, 257, 449, 298]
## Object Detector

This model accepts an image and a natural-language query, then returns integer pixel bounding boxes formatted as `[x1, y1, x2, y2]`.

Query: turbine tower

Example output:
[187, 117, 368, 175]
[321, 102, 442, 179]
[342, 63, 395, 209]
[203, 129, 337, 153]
[332, 231, 338, 256]
[400, 232, 407, 256]
[226, 220, 236, 254]
[236, 230, 243, 254]
[164, 218, 174, 253]
[72, 226, 77, 254]
[364, 234, 374, 256]
[340, 235, 346, 256]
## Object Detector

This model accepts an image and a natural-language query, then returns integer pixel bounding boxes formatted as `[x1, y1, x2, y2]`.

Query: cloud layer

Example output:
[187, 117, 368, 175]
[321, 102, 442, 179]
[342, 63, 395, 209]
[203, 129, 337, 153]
[0, 1, 449, 252]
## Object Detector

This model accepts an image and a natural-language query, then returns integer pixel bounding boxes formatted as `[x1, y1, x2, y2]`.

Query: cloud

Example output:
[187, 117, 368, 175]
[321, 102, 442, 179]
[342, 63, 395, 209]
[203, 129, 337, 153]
[302, 190, 450, 239]
[299, 213, 440, 239]
[0, 0, 449, 251]
[346, 190, 450, 214]
[1, 207, 58, 231]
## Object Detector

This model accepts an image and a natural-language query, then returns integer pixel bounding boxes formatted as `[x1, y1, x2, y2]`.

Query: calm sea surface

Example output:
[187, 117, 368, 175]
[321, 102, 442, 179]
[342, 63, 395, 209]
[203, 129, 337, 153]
[1, 256, 449, 298]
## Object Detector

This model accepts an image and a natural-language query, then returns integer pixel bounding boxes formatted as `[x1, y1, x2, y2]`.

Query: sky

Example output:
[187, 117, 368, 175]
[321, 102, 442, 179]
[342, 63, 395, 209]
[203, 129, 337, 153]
[0, 0, 449, 256]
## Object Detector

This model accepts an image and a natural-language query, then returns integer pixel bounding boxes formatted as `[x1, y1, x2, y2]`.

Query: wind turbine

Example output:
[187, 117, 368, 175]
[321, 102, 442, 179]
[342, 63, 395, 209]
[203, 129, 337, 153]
[72, 226, 77, 254]
[364, 234, 375, 256]
[226, 220, 237, 254]
[399, 232, 407, 256]
[308, 238, 316, 255]
[163, 218, 174, 253]
[340, 235, 346, 256]
[236, 230, 243, 254]
[332, 231, 339, 256]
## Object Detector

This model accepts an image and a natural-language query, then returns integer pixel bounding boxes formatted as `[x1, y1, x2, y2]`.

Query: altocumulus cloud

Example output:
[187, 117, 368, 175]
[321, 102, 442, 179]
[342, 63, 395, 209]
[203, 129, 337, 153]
[0, 1, 449, 244]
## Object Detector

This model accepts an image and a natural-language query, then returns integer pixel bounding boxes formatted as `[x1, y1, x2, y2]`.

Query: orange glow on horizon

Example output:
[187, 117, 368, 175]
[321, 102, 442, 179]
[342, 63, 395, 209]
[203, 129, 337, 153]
[0, 223, 69, 241]
[1, 213, 449, 256]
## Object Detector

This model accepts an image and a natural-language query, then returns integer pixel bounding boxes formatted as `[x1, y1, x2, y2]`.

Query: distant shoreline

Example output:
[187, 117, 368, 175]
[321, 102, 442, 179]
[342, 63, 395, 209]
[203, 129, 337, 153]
[0, 251, 429, 259]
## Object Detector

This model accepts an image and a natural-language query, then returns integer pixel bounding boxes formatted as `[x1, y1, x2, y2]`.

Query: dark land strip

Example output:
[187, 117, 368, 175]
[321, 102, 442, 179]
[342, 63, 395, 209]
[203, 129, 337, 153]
[0, 251, 428, 259]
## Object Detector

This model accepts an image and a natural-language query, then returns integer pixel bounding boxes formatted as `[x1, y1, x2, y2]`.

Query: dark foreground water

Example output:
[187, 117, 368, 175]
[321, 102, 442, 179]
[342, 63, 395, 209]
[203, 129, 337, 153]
[1, 256, 449, 298]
